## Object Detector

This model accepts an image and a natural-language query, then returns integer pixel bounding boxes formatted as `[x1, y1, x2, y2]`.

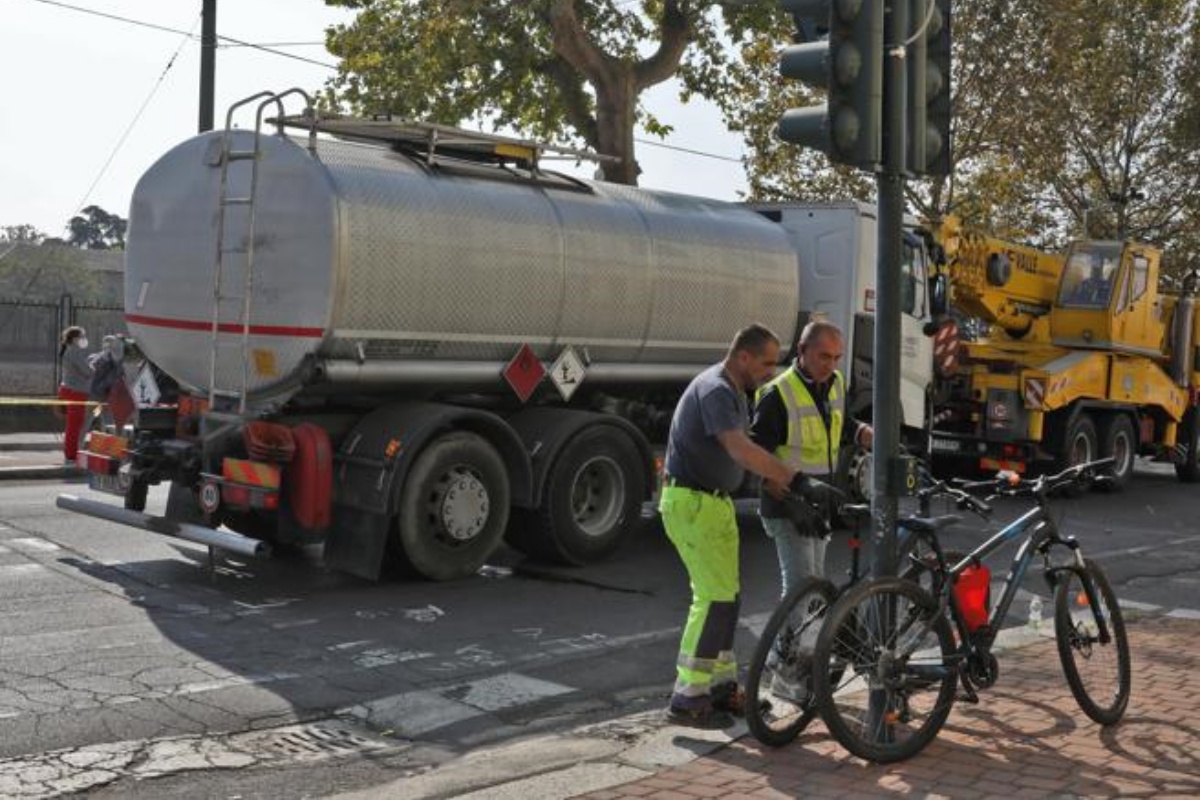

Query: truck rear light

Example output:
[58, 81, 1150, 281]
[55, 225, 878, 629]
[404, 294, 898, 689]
[80, 451, 121, 475]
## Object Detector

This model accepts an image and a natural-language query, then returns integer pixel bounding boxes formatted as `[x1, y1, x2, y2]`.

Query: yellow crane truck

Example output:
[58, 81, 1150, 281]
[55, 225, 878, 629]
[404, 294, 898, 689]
[926, 218, 1200, 489]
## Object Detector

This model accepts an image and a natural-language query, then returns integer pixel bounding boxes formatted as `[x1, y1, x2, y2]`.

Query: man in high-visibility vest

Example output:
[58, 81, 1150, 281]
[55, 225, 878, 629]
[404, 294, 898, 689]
[660, 323, 798, 730]
[752, 320, 873, 597]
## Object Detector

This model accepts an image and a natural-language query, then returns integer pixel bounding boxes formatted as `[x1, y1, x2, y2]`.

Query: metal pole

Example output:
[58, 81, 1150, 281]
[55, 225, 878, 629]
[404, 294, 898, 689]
[199, 0, 217, 133]
[871, 0, 907, 579]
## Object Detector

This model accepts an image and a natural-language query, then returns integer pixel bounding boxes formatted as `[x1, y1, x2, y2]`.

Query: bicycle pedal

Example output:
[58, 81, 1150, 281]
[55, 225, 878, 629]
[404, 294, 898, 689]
[957, 690, 980, 704]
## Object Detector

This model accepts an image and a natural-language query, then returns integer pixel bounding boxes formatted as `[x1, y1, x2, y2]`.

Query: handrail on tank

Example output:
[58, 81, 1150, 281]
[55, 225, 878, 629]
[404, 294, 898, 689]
[256, 88, 317, 154]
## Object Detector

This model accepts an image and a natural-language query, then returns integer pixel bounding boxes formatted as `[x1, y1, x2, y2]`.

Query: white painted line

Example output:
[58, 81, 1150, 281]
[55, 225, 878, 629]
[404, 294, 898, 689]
[175, 671, 301, 696]
[451, 672, 574, 712]
[0, 563, 46, 576]
[352, 648, 434, 669]
[6, 537, 60, 552]
[1119, 599, 1162, 612]
[328, 640, 374, 651]
[343, 689, 482, 737]
[1166, 608, 1200, 620]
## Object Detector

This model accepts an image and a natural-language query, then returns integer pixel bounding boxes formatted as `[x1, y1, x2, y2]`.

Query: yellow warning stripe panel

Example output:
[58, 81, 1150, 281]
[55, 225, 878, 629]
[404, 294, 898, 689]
[221, 458, 281, 489]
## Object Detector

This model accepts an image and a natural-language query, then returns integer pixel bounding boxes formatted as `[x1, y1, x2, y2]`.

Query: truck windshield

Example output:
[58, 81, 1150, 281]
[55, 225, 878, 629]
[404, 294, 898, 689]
[1058, 242, 1122, 309]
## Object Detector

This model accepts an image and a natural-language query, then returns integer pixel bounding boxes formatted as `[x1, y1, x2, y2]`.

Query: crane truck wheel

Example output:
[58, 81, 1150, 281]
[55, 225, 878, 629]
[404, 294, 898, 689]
[1176, 407, 1200, 483]
[1053, 413, 1098, 498]
[505, 426, 644, 566]
[390, 431, 510, 581]
[1098, 415, 1136, 491]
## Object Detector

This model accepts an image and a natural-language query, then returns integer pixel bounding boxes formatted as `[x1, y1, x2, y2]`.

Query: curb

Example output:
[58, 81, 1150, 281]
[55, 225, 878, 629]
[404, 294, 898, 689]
[0, 466, 81, 482]
[0, 441, 62, 453]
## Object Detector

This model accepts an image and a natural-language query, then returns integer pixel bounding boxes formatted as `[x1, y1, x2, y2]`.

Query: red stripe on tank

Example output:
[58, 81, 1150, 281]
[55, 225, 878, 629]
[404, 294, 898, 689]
[125, 313, 324, 338]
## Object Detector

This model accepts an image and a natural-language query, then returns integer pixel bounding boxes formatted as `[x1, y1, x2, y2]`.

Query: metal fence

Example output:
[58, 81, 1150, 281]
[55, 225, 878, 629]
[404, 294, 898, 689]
[0, 295, 125, 396]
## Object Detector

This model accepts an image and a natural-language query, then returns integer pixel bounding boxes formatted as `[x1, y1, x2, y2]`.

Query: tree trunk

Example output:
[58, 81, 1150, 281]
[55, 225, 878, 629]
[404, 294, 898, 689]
[595, 77, 640, 184]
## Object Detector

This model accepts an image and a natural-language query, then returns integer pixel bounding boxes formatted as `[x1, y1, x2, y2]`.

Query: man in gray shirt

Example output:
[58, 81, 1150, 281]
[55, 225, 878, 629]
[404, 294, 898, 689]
[660, 323, 797, 729]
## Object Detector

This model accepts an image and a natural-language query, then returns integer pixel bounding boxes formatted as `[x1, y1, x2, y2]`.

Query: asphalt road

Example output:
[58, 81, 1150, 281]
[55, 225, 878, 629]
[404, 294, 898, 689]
[0, 461, 1196, 798]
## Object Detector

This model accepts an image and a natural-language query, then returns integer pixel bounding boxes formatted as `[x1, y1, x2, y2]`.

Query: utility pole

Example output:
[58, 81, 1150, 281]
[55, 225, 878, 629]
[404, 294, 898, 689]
[199, 0, 217, 133]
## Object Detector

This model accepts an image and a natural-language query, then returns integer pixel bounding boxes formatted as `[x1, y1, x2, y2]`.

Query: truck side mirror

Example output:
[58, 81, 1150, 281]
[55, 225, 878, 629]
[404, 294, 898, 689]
[929, 273, 949, 317]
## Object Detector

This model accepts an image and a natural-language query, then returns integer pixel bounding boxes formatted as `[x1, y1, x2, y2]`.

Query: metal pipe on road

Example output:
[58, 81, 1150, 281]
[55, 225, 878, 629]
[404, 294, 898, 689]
[55, 494, 271, 559]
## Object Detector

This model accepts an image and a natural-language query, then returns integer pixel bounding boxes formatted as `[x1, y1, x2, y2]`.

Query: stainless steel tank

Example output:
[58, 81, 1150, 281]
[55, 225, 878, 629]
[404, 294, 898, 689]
[125, 131, 799, 407]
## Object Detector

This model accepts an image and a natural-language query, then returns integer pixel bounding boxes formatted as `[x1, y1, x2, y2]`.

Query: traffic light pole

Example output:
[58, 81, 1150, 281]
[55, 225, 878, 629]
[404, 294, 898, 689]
[870, 0, 906, 580]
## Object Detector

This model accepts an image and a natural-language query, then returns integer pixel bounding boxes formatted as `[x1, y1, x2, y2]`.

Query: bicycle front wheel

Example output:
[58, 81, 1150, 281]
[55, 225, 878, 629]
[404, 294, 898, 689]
[1054, 559, 1130, 725]
[813, 577, 958, 763]
[745, 578, 838, 746]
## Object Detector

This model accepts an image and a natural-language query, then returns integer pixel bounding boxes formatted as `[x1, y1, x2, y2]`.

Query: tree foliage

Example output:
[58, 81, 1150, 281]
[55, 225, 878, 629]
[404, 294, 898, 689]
[67, 205, 127, 250]
[722, 0, 1200, 278]
[323, 0, 758, 185]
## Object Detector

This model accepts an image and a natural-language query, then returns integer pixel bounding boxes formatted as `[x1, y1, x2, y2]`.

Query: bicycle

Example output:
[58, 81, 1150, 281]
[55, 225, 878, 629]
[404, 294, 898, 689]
[744, 475, 968, 747]
[810, 458, 1131, 763]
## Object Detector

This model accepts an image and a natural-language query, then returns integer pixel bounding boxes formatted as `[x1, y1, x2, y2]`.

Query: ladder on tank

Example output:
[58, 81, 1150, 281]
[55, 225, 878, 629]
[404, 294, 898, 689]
[208, 88, 317, 413]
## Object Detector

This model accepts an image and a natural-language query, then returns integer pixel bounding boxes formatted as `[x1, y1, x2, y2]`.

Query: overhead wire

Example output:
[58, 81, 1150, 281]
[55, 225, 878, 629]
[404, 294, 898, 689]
[25, 0, 743, 189]
[65, 10, 202, 230]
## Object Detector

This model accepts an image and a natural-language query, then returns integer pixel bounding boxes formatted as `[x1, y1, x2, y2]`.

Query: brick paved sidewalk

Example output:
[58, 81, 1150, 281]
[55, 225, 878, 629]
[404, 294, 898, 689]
[576, 614, 1200, 799]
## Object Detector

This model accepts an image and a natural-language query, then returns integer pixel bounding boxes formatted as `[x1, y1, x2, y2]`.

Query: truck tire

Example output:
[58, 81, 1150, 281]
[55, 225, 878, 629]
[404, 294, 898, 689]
[1054, 413, 1098, 498]
[391, 431, 510, 581]
[1176, 408, 1200, 483]
[506, 426, 644, 565]
[1098, 414, 1136, 491]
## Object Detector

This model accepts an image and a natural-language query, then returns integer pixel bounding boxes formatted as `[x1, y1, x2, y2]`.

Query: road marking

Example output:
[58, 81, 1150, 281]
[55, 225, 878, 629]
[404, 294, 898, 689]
[448, 672, 574, 712]
[342, 671, 576, 737]
[1167, 608, 1200, 620]
[5, 537, 60, 553]
[0, 563, 46, 577]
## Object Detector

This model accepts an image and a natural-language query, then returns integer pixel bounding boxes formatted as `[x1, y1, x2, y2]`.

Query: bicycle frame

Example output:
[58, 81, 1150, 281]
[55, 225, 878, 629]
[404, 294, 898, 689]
[910, 501, 1113, 660]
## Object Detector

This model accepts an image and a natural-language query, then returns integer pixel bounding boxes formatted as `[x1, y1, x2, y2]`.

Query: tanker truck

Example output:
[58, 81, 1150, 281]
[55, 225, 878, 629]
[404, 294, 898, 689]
[61, 91, 942, 581]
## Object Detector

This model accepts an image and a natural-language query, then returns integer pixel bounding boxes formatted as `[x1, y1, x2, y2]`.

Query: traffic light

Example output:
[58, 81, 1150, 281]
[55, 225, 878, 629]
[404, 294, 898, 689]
[906, 0, 952, 176]
[777, 0, 883, 170]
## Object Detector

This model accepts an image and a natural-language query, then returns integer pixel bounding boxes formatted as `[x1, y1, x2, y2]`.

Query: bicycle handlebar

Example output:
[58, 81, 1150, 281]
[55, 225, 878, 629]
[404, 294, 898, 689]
[953, 457, 1115, 499]
[916, 477, 993, 519]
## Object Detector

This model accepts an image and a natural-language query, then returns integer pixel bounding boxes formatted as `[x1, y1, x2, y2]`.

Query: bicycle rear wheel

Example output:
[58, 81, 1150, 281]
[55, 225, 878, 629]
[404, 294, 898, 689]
[1054, 559, 1130, 725]
[745, 578, 838, 746]
[813, 577, 958, 763]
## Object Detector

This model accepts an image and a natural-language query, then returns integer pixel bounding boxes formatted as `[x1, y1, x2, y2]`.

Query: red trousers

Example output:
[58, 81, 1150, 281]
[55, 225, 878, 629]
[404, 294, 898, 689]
[58, 386, 89, 461]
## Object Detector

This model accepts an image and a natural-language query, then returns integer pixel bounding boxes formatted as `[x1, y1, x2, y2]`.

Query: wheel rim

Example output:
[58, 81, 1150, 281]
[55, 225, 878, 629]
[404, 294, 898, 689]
[1070, 430, 1094, 465]
[569, 455, 625, 538]
[1112, 430, 1133, 478]
[434, 466, 490, 544]
[1060, 570, 1125, 716]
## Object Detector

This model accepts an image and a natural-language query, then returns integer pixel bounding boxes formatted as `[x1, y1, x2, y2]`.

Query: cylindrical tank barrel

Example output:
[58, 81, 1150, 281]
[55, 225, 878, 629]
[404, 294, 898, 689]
[125, 133, 800, 406]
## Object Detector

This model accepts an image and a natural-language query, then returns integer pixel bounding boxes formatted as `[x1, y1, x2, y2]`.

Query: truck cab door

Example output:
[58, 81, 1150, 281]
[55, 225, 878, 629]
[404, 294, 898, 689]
[899, 235, 935, 430]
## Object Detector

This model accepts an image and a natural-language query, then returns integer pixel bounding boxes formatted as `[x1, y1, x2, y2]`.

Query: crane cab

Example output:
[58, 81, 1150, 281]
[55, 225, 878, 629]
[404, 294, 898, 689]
[1052, 241, 1167, 356]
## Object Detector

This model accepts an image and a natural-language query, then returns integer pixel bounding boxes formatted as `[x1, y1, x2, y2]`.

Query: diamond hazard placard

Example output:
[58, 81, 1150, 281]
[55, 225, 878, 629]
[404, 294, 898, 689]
[550, 346, 586, 402]
[503, 343, 545, 403]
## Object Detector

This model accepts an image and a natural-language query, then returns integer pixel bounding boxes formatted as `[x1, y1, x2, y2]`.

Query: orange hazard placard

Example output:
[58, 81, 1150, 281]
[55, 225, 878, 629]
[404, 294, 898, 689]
[221, 458, 281, 489]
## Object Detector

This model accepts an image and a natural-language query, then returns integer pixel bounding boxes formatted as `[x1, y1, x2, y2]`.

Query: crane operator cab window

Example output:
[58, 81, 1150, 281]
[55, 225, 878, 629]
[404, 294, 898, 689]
[1059, 244, 1120, 309]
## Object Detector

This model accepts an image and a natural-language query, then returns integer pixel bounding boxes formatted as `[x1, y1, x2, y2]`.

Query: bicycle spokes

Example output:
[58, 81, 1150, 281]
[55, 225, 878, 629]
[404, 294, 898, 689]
[815, 579, 958, 763]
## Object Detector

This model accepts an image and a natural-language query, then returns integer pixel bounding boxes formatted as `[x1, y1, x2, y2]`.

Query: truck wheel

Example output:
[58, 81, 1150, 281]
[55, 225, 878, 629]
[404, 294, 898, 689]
[1055, 414, 1098, 497]
[392, 431, 510, 581]
[506, 426, 644, 565]
[1176, 408, 1200, 483]
[1098, 415, 1136, 491]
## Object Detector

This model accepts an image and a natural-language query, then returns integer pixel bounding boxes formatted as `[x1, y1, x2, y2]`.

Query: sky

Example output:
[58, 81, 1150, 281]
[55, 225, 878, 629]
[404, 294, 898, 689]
[1, 0, 750, 237]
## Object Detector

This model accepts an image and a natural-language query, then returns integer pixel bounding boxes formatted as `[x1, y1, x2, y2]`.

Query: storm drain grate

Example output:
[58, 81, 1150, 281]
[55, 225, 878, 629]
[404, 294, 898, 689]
[239, 721, 393, 762]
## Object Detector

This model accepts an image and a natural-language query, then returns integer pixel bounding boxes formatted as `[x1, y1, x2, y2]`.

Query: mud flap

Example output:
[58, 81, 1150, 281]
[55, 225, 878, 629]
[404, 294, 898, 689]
[324, 507, 390, 581]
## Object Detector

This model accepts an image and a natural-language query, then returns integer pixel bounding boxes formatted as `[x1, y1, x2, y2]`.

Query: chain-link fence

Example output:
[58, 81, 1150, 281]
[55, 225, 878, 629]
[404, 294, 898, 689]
[0, 295, 125, 396]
